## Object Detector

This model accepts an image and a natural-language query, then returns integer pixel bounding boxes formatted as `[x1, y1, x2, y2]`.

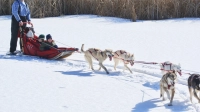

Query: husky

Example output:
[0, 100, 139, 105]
[160, 61, 182, 76]
[113, 50, 134, 73]
[188, 74, 200, 103]
[160, 71, 177, 106]
[81, 44, 113, 74]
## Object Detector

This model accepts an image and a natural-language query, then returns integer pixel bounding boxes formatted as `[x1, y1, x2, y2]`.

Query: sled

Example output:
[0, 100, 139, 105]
[19, 23, 78, 59]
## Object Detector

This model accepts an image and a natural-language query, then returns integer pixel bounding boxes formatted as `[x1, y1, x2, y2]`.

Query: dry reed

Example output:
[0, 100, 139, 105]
[1, 0, 200, 21]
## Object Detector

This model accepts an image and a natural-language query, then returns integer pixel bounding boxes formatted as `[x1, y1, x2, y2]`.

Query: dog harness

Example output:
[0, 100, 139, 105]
[88, 49, 104, 61]
[114, 50, 130, 63]
[115, 50, 126, 56]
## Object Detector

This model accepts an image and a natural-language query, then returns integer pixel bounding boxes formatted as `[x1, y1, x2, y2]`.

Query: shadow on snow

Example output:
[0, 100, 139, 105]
[132, 98, 192, 112]
[143, 82, 160, 91]
[55, 70, 93, 77]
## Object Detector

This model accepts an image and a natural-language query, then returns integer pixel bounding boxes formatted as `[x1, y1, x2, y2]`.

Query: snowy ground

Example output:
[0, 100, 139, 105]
[0, 15, 200, 112]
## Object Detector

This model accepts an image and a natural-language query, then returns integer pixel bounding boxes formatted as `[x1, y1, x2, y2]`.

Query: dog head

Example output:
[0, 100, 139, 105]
[166, 72, 177, 86]
[104, 49, 114, 61]
[125, 54, 134, 66]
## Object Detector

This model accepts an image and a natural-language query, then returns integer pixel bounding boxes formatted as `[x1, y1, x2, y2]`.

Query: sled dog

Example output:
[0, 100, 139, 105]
[81, 44, 113, 74]
[113, 50, 134, 73]
[188, 74, 200, 103]
[160, 61, 182, 76]
[160, 71, 177, 106]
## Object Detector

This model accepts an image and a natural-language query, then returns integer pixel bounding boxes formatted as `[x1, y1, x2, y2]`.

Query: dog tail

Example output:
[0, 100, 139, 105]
[81, 44, 85, 53]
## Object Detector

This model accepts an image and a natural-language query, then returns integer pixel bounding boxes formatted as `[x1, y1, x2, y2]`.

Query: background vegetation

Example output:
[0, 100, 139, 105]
[1, 0, 200, 21]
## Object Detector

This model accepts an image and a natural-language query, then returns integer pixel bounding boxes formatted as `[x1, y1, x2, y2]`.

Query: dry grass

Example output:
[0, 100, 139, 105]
[1, 0, 200, 21]
[0, 0, 11, 15]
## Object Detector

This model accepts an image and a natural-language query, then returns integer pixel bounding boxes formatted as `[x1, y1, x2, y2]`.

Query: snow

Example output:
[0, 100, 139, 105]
[0, 15, 200, 112]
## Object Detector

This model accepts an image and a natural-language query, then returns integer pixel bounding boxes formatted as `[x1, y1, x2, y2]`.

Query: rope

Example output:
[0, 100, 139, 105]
[134, 61, 158, 64]
[133, 60, 196, 75]
[181, 69, 200, 74]
[7, 22, 200, 74]
[54, 40, 72, 48]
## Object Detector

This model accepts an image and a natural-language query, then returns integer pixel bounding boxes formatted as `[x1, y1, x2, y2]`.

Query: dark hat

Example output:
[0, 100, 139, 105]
[46, 34, 52, 40]
[39, 34, 45, 39]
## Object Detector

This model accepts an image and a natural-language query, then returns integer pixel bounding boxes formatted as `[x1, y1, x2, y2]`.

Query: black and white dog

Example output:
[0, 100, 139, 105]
[188, 74, 200, 103]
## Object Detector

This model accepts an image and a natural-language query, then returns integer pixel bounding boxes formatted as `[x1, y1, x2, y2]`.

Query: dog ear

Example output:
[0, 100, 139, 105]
[172, 70, 176, 73]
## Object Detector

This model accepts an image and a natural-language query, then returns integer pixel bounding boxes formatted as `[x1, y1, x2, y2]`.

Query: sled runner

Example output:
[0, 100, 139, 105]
[18, 23, 78, 59]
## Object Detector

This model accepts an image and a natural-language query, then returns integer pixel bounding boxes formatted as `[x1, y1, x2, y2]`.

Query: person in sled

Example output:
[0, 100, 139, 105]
[38, 34, 51, 51]
[46, 34, 58, 48]
[9, 0, 32, 55]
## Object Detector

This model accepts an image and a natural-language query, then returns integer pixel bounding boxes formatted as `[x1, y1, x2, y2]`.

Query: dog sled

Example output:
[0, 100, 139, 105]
[18, 23, 78, 59]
